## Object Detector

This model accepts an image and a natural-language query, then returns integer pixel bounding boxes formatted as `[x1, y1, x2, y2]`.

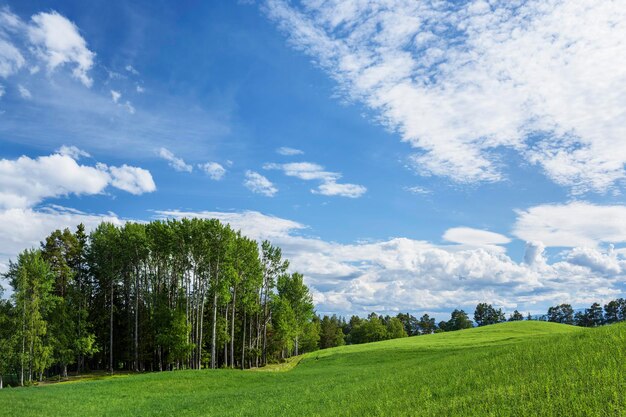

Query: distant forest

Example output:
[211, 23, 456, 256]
[0, 219, 625, 389]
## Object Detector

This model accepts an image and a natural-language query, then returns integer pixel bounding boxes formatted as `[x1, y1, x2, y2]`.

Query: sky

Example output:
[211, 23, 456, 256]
[0, 0, 625, 319]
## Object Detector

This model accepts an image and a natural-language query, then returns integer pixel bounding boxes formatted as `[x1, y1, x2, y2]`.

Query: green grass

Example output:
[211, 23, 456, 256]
[1, 321, 624, 416]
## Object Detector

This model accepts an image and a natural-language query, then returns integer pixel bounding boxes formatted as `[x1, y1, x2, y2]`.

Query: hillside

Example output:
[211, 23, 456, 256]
[0, 321, 624, 416]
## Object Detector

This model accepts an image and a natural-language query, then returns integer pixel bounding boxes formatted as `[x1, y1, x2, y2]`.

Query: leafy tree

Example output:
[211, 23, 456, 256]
[417, 314, 437, 335]
[445, 309, 473, 331]
[604, 298, 626, 323]
[396, 313, 418, 336]
[386, 317, 408, 339]
[474, 303, 505, 326]
[509, 310, 524, 321]
[547, 304, 575, 325]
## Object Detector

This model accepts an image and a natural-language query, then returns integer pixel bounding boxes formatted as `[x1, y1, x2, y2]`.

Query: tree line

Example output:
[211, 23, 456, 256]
[0, 219, 316, 388]
[314, 300, 626, 350]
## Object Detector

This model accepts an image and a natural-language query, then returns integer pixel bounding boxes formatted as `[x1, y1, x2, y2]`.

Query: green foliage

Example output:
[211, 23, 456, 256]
[474, 303, 506, 326]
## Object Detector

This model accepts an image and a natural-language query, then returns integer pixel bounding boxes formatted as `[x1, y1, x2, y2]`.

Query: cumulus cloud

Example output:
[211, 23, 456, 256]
[0, 151, 155, 209]
[266, 0, 626, 193]
[513, 202, 626, 247]
[158, 147, 193, 173]
[244, 171, 277, 196]
[27, 11, 95, 87]
[108, 164, 156, 195]
[276, 146, 304, 156]
[264, 161, 366, 198]
[198, 162, 226, 180]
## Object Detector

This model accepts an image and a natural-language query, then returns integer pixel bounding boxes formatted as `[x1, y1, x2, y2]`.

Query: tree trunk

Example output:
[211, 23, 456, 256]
[20, 296, 25, 387]
[134, 268, 139, 372]
[224, 305, 229, 368]
[295, 335, 299, 357]
[110, 280, 114, 373]
[63, 364, 68, 379]
[241, 311, 246, 370]
[210, 291, 218, 369]
[230, 287, 236, 369]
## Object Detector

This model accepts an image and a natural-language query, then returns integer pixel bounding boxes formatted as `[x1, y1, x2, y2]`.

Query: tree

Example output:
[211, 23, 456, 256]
[396, 313, 418, 336]
[417, 314, 437, 335]
[319, 315, 345, 348]
[547, 304, 575, 325]
[604, 298, 626, 323]
[386, 317, 408, 339]
[0, 296, 15, 389]
[7, 249, 56, 385]
[509, 310, 524, 321]
[445, 309, 473, 331]
[474, 303, 505, 326]
[276, 273, 314, 356]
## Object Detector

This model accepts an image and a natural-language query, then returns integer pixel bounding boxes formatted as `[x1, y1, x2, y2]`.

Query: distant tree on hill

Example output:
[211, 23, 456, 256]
[319, 315, 345, 349]
[386, 317, 408, 339]
[509, 310, 524, 321]
[575, 303, 604, 327]
[474, 303, 506, 326]
[418, 314, 437, 335]
[396, 313, 419, 336]
[442, 309, 473, 331]
[604, 298, 626, 323]
[547, 304, 575, 325]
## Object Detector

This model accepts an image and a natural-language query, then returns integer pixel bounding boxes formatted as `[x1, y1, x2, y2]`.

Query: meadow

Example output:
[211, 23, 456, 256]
[0, 321, 624, 416]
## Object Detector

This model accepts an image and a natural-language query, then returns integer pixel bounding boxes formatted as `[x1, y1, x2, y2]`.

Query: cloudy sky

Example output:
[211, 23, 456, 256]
[1, 0, 625, 319]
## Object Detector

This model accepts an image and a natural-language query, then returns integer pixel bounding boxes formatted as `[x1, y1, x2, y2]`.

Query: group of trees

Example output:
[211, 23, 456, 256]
[0, 219, 316, 387]
[544, 300, 626, 327]
[314, 299, 626, 350]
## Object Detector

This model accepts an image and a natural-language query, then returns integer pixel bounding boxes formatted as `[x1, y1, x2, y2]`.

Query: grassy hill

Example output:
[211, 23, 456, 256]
[1, 321, 624, 416]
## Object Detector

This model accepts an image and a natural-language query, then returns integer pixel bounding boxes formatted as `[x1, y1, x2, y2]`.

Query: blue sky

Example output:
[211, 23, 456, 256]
[1, 0, 625, 319]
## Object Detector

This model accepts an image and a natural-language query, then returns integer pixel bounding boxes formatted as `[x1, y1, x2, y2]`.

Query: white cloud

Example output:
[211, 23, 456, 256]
[198, 162, 226, 180]
[243, 170, 277, 196]
[276, 146, 304, 156]
[566, 246, 624, 276]
[405, 186, 430, 195]
[136, 85, 144, 93]
[17, 84, 31, 98]
[27, 11, 95, 87]
[55, 145, 90, 159]
[313, 181, 366, 198]
[122, 101, 135, 115]
[108, 164, 156, 195]
[158, 147, 193, 173]
[513, 202, 626, 247]
[264, 161, 366, 198]
[0, 84, 4, 98]
[110, 90, 121, 103]
[443, 227, 511, 246]
[0, 151, 155, 209]
[125, 64, 139, 75]
[0, 38, 25, 78]
[266, 0, 626, 193]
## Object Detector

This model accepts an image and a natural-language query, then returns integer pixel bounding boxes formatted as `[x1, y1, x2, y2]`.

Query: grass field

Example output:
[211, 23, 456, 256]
[1, 321, 624, 416]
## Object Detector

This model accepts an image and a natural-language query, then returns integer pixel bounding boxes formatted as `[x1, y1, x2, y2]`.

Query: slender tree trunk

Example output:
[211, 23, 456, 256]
[224, 305, 229, 368]
[210, 290, 218, 369]
[241, 311, 246, 370]
[0, 375, 3, 389]
[110, 280, 114, 373]
[134, 268, 139, 372]
[295, 335, 299, 357]
[230, 287, 236, 369]
[20, 297, 25, 387]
